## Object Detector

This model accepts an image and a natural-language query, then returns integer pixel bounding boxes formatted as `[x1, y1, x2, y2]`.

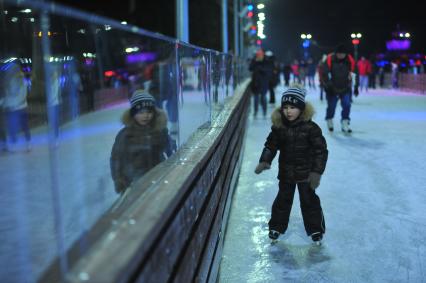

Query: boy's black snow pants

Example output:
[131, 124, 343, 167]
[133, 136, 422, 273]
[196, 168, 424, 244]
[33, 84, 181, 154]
[268, 181, 325, 236]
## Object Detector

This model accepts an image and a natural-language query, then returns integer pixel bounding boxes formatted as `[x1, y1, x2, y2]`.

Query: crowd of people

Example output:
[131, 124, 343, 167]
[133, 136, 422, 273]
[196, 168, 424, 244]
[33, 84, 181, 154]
[248, 45, 405, 132]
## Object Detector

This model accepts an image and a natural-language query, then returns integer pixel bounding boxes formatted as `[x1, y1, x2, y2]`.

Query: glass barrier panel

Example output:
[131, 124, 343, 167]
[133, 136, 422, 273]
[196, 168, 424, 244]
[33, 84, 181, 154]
[0, 6, 59, 283]
[223, 53, 235, 99]
[177, 45, 211, 146]
[0, 1, 249, 282]
[0, 3, 179, 281]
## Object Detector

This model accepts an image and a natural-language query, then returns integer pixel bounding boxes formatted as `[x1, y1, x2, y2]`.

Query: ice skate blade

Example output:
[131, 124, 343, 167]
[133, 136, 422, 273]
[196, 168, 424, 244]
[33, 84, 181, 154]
[271, 239, 278, 245]
[313, 241, 322, 246]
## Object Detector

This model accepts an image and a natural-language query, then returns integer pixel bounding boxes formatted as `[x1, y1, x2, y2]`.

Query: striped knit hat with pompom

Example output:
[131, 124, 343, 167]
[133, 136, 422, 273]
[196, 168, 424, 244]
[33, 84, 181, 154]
[281, 86, 306, 110]
[130, 90, 156, 116]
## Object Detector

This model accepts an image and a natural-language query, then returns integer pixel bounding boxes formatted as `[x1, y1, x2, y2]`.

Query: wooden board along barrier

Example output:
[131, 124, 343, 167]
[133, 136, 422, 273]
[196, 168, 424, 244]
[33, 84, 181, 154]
[45, 81, 251, 283]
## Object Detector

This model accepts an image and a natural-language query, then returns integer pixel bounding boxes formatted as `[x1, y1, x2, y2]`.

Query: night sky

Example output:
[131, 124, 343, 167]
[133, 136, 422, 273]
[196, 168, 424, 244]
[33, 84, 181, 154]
[51, 0, 424, 63]
[261, 0, 425, 63]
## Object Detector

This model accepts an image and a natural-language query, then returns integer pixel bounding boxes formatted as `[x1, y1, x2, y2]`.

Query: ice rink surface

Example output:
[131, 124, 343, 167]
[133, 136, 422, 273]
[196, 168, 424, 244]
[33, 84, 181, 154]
[219, 87, 426, 283]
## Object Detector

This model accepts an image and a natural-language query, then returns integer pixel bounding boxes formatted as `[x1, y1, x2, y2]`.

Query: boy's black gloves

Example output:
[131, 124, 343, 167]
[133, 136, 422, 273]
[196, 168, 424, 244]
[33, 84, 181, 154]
[254, 162, 271, 174]
[308, 172, 322, 190]
[354, 85, 359, 96]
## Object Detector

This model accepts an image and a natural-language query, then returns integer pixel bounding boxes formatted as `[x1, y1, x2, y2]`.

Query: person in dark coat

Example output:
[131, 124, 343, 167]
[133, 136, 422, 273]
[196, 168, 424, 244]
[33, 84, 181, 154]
[254, 86, 328, 244]
[282, 63, 292, 87]
[306, 57, 317, 89]
[321, 44, 359, 133]
[249, 49, 271, 117]
[317, 54, 328, 101]
[265, 50, 279, 104]
[110, 90, 175, 194]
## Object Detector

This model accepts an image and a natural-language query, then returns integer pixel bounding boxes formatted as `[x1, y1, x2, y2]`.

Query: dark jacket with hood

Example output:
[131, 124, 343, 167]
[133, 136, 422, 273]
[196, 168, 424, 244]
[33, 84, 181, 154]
[259, 103, 328, 182]
[249, 58, 271, 94]
[110, 108, 174, 193]
[322, 53, 358, 95]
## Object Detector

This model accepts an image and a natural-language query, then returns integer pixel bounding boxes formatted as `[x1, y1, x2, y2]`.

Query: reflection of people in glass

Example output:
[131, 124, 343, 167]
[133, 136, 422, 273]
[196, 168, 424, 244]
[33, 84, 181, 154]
[149, 56, 179, 137]
[225, 56, 233, 97]
[212, 56, 222, 103]
[4, 62, 31, 151]
[197, 56, 209, 104]
[110, 90, 176, 194]
[47, 67, 62, 145]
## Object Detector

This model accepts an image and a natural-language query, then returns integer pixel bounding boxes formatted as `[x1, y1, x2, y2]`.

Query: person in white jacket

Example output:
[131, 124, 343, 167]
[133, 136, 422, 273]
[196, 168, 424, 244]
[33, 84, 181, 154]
[4, 62, 31, 151]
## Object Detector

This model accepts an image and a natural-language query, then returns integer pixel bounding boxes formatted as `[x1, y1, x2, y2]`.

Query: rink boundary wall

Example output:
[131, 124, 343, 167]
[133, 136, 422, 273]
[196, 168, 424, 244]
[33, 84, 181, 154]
[39, 80, 251, 283]
[399, 73, 426, 94]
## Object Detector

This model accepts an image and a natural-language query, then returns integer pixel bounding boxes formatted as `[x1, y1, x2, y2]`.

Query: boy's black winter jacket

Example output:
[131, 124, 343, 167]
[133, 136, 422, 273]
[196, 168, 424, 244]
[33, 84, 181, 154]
[259, 103, 328, 182]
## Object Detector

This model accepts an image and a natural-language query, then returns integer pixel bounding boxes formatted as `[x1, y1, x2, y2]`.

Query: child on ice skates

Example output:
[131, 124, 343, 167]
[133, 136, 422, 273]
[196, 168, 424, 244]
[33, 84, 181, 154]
[254, 86, 328, 244]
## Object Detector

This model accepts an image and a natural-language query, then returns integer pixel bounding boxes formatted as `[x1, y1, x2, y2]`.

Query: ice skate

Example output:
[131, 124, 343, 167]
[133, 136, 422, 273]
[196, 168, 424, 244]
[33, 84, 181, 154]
[311, 232, 323, 246]
[341, 119, 352, 133]
[326, 119, 334, 132]
[269, 230, 280, 244]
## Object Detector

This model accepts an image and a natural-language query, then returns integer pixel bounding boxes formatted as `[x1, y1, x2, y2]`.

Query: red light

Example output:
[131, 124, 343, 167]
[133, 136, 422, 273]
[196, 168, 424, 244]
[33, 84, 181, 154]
[352, 39, 360, 45]
[104, 70, 115, 77]
[247, 11, 254, 18]
[251, 26, 257, 30]
[256, 39, 262, 45]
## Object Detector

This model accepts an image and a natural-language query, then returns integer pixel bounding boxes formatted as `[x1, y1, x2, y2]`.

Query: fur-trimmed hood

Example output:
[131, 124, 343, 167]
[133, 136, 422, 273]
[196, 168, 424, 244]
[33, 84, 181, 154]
[121, 108, 168, 131]
[271, 102, 315, 128]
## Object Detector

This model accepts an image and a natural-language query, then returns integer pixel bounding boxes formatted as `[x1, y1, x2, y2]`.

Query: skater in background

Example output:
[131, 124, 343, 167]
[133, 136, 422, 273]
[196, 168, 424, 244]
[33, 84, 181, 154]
[298, 59, 307, 86]
[282, 62, 292, 87]
[317, 54, 328, 101]
[291, 60, 300, 84]
[357, 56, 371, 92]
[265, 50, 279, 104]
[110, 90, 176, 194]
[249, 49, 271, 117]
[306, 57, 316, 89]
[368, 56, 377, 89]
[321, 44, 359, 133]
[254, 86, 328, 245]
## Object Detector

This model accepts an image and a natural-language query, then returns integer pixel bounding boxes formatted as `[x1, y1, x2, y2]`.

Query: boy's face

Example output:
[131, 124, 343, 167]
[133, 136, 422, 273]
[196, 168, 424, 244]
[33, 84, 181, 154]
[134, 110, 154, 126]
[282, 104, 301, 121]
